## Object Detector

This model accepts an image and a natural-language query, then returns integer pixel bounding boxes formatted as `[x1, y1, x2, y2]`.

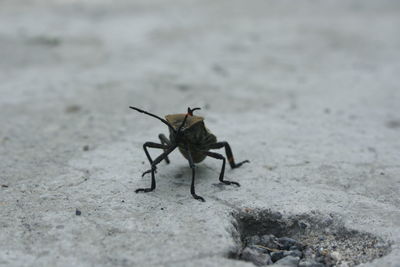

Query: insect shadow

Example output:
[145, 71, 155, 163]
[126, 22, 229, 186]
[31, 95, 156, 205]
[130, 106, 249, 202]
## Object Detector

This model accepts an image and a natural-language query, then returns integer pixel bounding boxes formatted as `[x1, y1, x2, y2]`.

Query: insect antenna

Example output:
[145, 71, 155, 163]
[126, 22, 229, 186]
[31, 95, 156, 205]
[129, 106, 176, 133]
[176, 107, 201, 134]
[188, 107, 201, 116]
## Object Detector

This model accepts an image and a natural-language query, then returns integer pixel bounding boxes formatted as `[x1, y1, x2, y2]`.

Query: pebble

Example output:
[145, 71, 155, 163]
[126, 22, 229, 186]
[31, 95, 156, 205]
[275, 255, 300, 266]
[248, 245, 269, 254]
[277, 237, 302, 250]
[299, 221, 310, 229]
[330, 251, 342, 262]
[298, 259, 325, 267]
[260, 234, 279, 249]
[246, 235, 261, 246]
[302, 247, 315, 259]
[241, 247, 272, 266]
[286, 250, 302, 258]
[271, 251, 285, 262]
[314, 256, 325, 263]
[322, 254, 337, 266]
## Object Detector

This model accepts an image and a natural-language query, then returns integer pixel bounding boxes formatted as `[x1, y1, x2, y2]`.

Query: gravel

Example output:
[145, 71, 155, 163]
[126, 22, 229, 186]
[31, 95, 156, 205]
[233, 211, 392, 266]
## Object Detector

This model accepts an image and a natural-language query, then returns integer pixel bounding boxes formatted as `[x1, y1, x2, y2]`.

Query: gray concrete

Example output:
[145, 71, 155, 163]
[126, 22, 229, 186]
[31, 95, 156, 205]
[0, 0, 399, 266]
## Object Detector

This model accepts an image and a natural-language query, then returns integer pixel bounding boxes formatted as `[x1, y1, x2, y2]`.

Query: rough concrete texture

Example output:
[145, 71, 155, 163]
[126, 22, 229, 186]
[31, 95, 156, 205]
[0, 0, 399, 266]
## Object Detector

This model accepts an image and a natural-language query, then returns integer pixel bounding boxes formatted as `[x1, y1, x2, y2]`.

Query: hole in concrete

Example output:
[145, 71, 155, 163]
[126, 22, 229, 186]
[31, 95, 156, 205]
[230, 210, 391, 266]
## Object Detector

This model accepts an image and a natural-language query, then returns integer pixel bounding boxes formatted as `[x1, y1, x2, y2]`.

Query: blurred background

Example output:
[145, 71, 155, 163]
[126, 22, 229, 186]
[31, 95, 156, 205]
[1, 0, 399, 198]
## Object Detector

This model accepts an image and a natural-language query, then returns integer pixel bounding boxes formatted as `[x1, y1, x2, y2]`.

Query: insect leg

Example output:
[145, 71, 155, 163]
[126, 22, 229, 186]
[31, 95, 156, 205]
[185, 146, 205, 202]
[204, 151, 240, 186]
[136, 145, 177, 193]
[143, 142, 169, 163]
[158, 134, 171, 164]
[209, 141, 249, 169]
[142, 142, 170, 177]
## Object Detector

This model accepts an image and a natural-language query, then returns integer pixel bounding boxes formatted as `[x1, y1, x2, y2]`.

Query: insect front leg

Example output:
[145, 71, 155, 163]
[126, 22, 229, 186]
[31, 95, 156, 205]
[142, 142, 170, 177]
[158, 134, 171, 164]
[209, 141, 249, 169]
[185, 146, 205, 202]
[143, 142, 169, 163]
[136, 145, 177, 193]
[204, 151, 240, 186]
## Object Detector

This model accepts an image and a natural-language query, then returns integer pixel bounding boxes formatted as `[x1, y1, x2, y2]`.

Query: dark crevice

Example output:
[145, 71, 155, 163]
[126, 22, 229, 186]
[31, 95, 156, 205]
[229, 209, 392, 266]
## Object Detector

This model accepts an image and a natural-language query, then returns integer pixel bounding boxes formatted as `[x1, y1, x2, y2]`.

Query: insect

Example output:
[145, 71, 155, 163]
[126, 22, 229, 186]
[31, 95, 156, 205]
[130, 106, 249, 202]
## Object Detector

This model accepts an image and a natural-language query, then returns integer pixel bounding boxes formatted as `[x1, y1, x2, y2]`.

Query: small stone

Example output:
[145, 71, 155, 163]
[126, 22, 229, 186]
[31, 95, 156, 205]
[248, 245, 269, 254]
[241, 247, 272, 266]
[176, 84, 190, 91]
[65, 105, 81, 113]
[323, 254, 337, 266]
[271, 250, 302, 262]
[260, 234, 279, 249]
[243, 208, 254, 213]
[330, 251, 342, 262]
[299, 221, 309, 229]
[285, 250, 302, 258]
[276, 237, 302, 250]
[375, 241, 388, 249]
[75, 209, 81, 216]
[271, 251, 285, 262]
[317, 247, 328, 256]
[245, 235, 261, 246]
[275, 255, 300, 266]
[298, 259, 325, 267]
[303, 247, 315, 259]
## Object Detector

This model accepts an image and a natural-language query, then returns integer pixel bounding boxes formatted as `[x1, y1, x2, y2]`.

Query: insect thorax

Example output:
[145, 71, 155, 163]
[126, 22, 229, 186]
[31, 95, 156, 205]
[165, 115, 217, 162]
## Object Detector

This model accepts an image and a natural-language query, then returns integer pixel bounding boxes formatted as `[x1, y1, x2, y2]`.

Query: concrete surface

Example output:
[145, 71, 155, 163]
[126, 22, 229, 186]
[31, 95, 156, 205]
[1, 0, 399, 266]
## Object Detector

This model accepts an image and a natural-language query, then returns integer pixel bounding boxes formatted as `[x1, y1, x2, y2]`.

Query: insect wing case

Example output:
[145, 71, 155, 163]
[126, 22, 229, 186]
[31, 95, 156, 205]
[165, 114, 217, 150]
[165, 114, 203, 130]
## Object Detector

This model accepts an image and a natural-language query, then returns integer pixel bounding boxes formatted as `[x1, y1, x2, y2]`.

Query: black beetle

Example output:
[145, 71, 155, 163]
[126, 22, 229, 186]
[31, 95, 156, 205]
[130, 106, 249, 202]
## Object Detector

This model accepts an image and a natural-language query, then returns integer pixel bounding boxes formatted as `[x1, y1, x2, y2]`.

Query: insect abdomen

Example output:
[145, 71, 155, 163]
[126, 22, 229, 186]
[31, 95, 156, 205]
[178, 146, 207, 163]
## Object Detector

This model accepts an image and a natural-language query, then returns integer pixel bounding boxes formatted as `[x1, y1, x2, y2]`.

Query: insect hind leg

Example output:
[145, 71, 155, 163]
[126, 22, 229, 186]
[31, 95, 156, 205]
[209, 141, 249, 169]
[204, 151, 240, 186]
